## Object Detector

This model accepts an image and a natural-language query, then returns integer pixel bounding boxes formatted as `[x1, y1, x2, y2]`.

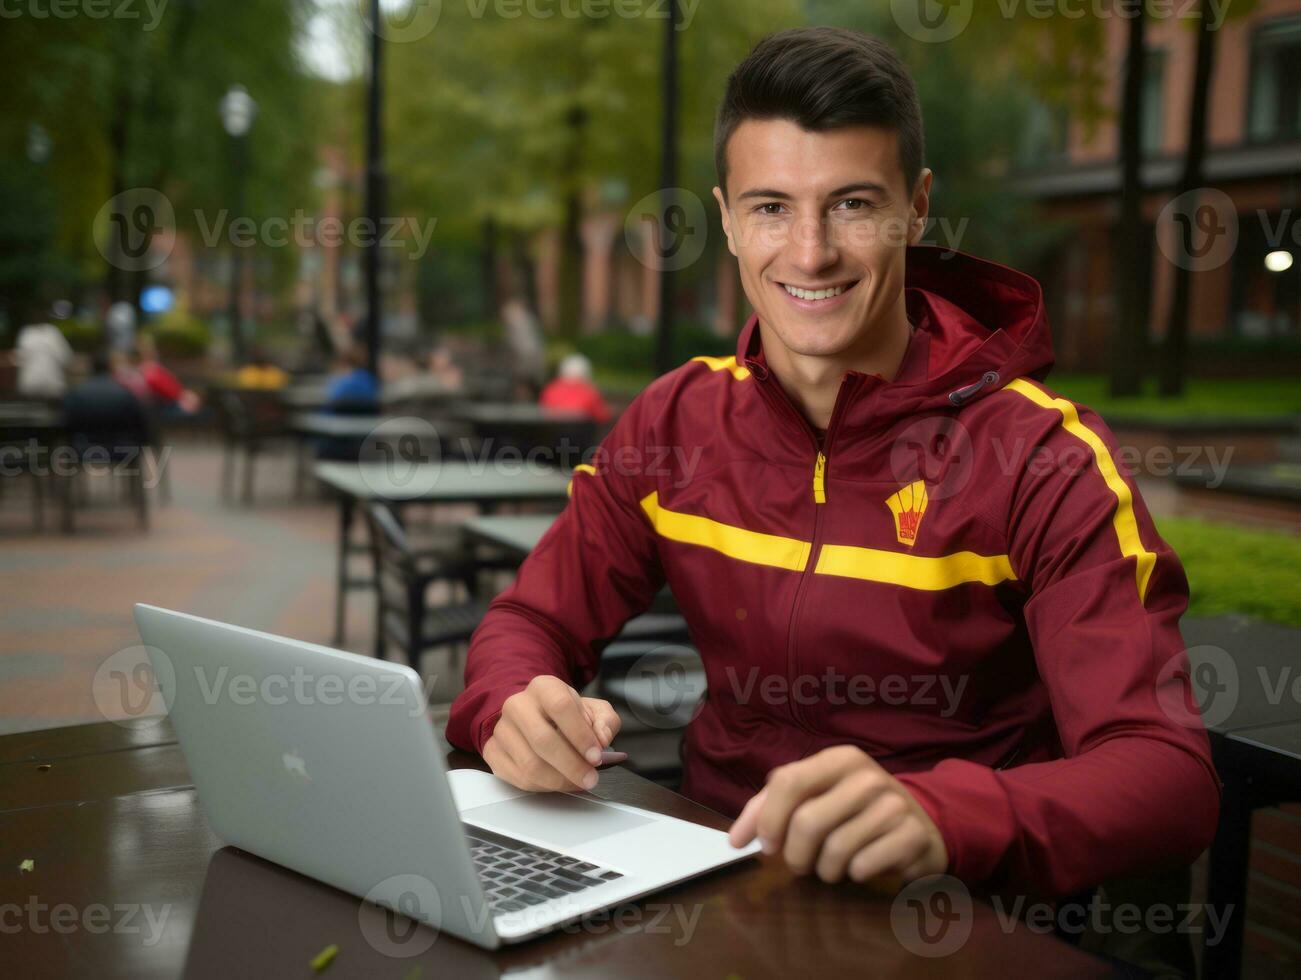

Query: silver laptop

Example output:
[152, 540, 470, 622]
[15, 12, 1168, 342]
[133, 603, 758, 949]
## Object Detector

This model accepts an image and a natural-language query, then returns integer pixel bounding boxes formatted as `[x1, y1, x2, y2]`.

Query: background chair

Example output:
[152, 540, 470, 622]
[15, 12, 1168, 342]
[362, 501, 490, 703]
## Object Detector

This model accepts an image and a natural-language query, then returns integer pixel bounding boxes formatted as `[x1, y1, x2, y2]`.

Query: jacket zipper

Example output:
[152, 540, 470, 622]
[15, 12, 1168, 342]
[778, 374, 863, 733]
[812, 451, 827, 504]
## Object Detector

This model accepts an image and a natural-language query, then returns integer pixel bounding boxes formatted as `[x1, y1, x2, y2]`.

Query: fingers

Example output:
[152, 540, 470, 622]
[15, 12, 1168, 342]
[812, 788, 911, 883]
[728, 786, 769, 848]
[486, 715, 580, 792]
[516, 698, 599, 790]
[491, 676, 611, 792]
[847, 820, 932, 883]
[783, 770, 892, 876]
[756, 746, 870, 854]
[582, 697, 623, 746]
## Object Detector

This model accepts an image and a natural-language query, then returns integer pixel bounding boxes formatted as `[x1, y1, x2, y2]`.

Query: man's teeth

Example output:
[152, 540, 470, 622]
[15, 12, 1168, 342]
[783, 283, 848, 301]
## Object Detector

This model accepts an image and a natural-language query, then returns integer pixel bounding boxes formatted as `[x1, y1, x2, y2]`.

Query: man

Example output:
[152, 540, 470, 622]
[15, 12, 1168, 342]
[447, 27, 1218, 898]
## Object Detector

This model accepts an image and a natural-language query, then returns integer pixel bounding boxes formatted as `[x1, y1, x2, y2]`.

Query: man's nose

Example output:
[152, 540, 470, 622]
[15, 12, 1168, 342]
[785, 214, 838, 276]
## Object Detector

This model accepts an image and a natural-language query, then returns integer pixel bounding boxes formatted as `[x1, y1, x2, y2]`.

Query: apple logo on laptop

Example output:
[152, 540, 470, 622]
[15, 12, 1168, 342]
[282, 749, 311, 782]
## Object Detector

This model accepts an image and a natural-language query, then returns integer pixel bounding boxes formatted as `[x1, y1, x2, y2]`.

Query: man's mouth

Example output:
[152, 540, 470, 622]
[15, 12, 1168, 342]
[777, 279, 860, 306]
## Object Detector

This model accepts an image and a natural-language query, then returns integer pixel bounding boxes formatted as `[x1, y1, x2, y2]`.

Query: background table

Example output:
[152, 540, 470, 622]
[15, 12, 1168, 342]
[314, 462, 570, 644]
[0, 719, 1109, 979]
[463, 513, 557, 560]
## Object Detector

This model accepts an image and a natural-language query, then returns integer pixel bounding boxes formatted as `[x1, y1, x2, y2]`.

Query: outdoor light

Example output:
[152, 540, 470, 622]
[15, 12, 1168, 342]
[1264, 249, 1294, 273]
[26, 123, 50, 163]
[219, 84, 258, 138]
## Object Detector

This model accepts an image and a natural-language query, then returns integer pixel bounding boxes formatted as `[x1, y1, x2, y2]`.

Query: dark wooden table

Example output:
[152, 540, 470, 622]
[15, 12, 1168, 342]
[0, 719, 1109, 979]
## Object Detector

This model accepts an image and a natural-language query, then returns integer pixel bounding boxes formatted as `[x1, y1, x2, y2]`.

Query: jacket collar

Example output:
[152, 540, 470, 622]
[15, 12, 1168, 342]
[736, 244, 1054, 426]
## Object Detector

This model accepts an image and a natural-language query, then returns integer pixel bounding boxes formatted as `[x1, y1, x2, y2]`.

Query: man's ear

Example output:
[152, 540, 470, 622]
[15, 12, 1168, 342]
[712, 186, 737, 258]
[907, 168, 934, 247]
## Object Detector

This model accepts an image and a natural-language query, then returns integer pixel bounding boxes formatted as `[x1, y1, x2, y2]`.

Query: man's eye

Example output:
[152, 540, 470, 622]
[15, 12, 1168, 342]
[756, 203, 785, 216]
[835, 198, 871, 212]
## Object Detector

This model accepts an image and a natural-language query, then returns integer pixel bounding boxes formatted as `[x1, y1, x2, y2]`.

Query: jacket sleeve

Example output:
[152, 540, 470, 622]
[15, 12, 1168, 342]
[445, 396, 666, 754]
[896, 392, 1221, 897]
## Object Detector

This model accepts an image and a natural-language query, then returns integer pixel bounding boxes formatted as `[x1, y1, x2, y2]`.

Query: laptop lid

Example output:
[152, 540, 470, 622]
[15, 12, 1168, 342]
[133, 603, 500, 949]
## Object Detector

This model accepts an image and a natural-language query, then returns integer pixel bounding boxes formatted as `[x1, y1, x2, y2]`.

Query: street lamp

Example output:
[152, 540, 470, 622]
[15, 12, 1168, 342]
[220, 84, 257, 363]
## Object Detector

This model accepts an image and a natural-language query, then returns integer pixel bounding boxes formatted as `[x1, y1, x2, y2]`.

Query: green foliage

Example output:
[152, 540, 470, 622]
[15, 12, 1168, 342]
[1158, 516, 1301, 626]
[0, 1, 322, 306]
[57, 316, 103, 353]
[148, 310, 211, 359]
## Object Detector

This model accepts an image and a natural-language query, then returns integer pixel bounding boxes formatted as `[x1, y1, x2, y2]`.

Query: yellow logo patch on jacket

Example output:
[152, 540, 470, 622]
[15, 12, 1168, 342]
[887, 480, 929, 547]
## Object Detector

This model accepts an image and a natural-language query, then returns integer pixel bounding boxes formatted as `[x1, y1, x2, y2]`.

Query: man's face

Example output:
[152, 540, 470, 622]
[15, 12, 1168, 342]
[714, 119, 931, 362]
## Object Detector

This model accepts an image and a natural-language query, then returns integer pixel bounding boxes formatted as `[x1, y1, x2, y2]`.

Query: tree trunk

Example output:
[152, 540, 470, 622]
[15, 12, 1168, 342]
[1108, 3, 1149, 397]
[555, 105, 586, 339]
[1159, 0, 1217, 397]
[480, 215, 499, 320]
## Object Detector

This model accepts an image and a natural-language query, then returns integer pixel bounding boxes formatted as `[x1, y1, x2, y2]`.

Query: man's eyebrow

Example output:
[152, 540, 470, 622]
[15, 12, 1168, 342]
[735, 181, 891, 202]
[828, 181, 890, 198]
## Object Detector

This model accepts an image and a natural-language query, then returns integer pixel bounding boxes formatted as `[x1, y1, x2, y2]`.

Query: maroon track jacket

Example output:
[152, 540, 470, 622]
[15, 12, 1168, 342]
[447, 245, 1220, 897]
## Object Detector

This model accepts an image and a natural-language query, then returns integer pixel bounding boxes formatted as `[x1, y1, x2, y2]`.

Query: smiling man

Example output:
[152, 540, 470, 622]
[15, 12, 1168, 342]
[447, 27, 1219, 898]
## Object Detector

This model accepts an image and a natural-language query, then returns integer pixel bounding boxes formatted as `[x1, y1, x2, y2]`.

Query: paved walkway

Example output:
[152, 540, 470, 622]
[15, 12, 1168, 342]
[0, 445, 366, 735]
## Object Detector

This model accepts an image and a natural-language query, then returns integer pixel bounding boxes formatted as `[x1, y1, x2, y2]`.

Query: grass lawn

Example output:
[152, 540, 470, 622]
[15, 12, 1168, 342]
[1050, 375, 1301, 421]
[1157, 516, 1301, 627]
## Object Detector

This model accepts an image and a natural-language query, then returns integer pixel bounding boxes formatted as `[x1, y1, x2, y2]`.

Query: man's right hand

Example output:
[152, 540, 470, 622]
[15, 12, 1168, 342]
[482, 675, 623, 792]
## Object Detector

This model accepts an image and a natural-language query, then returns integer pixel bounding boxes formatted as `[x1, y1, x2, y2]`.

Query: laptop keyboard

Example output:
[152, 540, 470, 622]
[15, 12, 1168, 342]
[464, 824, 624, 913]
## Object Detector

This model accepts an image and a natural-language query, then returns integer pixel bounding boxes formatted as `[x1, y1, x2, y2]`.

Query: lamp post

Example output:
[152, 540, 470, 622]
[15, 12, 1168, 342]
[363, 0, 386, 378]
[219, 84, 257, 364]
[653, 0, 680, 378]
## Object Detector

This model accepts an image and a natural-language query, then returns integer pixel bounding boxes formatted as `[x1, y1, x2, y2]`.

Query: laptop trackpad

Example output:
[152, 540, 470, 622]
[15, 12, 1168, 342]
[463, 793, 654, 848]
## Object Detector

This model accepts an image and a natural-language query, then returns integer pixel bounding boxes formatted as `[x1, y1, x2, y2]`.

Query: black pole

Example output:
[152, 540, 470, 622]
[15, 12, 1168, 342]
[227, 133, 248, 364]
[363, 0, 385, 377]
[653, 0, 679, 378]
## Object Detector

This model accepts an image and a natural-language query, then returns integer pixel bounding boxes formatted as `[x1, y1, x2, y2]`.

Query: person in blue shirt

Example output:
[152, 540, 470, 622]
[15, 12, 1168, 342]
[323, 345, 379, 414]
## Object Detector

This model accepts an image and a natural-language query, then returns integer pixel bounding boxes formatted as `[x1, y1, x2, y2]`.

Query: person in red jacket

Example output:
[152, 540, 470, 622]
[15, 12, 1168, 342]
[447, 27, 1218, 900]
[539, 354, 612, 424]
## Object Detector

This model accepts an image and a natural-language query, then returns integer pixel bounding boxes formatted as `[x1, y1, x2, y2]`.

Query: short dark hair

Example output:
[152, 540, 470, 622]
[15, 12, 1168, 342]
[714, 27, 925, 198]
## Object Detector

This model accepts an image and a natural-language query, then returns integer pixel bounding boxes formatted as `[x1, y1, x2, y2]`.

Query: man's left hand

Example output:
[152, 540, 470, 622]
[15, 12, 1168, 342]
[728, 745, 948, 885]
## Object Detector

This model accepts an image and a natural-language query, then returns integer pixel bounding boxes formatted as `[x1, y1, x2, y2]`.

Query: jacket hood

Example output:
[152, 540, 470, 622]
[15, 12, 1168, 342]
[735, 244, 1055, 423]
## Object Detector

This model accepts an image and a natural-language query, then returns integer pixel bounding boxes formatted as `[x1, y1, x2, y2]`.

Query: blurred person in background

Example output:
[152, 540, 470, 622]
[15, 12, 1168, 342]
[135, 334, 202, 418]
[539, 353, 610, 424]
[11, 305, 74, 400]
[323, 344, 379, 413]
[501, 297, 546, 395]
[234, 346, 289, 390]
[63, 348, 152, 453]
[105, 301, 137, 355]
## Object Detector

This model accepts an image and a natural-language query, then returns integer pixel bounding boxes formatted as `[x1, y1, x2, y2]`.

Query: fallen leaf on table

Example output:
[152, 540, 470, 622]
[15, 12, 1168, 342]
[310, 944, 338, 972]
[19, 859, 34, 873]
